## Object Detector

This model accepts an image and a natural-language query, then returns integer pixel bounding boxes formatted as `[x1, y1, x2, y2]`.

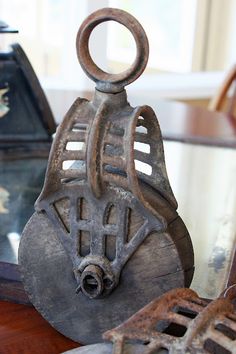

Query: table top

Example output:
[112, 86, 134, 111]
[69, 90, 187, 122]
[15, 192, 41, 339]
[158, 100, 236, 147]
[130, 97, 236, 148]
[0, 300, 78, 354]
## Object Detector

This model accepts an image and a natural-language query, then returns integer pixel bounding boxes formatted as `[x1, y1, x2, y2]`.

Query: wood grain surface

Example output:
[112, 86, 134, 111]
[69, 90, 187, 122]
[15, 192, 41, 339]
[155, 99, 236, 148]
[0, 300, 79, 354]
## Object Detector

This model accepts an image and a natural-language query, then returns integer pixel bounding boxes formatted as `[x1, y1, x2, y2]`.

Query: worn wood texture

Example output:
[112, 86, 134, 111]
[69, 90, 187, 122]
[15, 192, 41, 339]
[138, 99, 236, 148]
[0, 300, 79, 354]
[0, 278, 29, 305]
[19, 190, 193, 344]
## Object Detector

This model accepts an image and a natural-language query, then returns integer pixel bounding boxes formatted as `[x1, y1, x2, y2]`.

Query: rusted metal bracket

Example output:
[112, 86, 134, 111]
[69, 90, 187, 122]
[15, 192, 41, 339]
[104, 287, 236, 353]
[65, 285, 236, 353]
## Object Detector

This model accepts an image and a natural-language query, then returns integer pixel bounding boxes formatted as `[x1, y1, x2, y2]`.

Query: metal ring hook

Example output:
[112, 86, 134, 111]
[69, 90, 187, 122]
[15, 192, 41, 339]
[76, 8, 149, 93]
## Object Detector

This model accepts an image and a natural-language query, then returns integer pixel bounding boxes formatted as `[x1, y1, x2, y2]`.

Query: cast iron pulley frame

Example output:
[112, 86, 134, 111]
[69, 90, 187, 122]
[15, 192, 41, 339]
[34, 8, 179, 300]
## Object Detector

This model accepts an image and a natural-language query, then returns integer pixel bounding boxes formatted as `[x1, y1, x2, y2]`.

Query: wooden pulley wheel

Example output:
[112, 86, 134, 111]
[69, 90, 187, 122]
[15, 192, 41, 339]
[19, 8, 194, 344]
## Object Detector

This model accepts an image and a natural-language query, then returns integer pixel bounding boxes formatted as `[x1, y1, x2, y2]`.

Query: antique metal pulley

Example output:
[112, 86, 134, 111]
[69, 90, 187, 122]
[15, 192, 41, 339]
[19, 8, 194, 344]
[65, 285, 236, 353]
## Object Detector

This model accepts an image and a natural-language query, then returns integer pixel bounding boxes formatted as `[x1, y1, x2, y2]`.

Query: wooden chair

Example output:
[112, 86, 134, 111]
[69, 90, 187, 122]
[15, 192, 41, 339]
[209, 64, 236, 119]
[227, 243, 236, 288]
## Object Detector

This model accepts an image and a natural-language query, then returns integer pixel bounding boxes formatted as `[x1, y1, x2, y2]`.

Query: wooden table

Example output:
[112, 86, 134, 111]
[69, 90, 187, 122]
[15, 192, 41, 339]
[155, 99, 236, 147]
[0, 301, 78, 354]
[129, 97, 236, 148]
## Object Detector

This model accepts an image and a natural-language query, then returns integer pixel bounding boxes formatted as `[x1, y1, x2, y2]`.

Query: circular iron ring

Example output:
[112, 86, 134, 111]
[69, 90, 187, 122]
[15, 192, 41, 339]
[76, 8, 149, 93]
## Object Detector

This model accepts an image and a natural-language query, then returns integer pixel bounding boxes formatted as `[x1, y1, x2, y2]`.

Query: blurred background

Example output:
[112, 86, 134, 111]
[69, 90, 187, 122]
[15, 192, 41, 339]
[1, 0, 236, 121]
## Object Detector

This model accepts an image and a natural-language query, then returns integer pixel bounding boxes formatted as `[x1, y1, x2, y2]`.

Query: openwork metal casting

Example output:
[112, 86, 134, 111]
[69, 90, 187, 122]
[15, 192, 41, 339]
[65, 286, 236, 353]
[104, 287, 236, 354]
[19, 8, 194, 343]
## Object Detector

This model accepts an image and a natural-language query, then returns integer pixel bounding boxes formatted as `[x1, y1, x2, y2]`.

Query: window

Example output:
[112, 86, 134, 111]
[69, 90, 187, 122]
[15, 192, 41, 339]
[0, 0, 235, 92]
[108, 0, 198, 73]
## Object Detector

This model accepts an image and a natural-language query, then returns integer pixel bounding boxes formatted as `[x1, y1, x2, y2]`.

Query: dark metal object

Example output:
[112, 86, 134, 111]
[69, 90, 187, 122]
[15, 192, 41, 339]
[0, 29, 56, 302]
[0, 43, 56, 158]
[66, 286, 236, 353]
[104, 287, 236, 353]
[19, 8, 194, 343]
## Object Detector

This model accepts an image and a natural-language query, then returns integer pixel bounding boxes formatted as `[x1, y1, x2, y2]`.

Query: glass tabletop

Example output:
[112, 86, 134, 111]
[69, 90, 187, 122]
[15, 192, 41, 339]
[164, 141, 236, 298]
[0, 158, 48, 263]
[0, 141, 236, 299]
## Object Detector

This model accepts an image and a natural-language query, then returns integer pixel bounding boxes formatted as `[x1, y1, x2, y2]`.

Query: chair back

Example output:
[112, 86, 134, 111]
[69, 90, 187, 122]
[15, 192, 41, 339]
[209, 64, 236, 119]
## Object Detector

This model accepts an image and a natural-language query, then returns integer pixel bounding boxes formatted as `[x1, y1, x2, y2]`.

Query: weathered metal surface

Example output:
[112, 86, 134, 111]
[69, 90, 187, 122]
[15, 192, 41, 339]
[65, 286, 236, 353]
[76, 8, 149, 94]
[19, 8, 194, 344]
[104, 287, 236, 353]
